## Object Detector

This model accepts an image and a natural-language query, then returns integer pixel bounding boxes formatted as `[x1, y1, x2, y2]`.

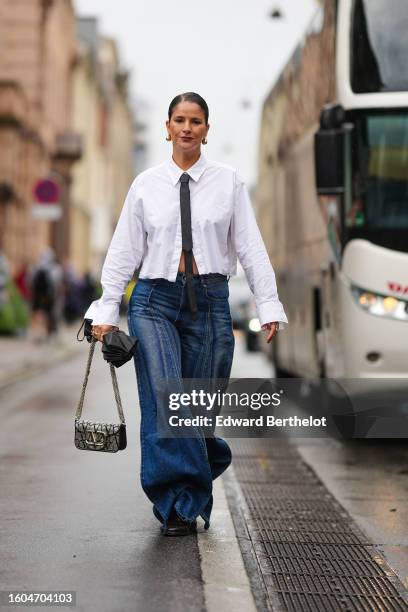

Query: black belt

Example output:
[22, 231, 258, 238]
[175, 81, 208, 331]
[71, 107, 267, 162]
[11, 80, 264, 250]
[179, 172, 198, 320]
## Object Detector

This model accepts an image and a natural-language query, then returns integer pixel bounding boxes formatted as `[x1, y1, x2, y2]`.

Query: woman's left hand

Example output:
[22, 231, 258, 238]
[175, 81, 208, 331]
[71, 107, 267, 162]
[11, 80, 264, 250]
[261, 322, 279, 343]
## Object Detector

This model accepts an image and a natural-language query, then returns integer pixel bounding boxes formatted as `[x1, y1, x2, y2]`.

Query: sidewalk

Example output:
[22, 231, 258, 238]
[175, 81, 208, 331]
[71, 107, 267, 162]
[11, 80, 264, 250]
[0, 321, 83, 389]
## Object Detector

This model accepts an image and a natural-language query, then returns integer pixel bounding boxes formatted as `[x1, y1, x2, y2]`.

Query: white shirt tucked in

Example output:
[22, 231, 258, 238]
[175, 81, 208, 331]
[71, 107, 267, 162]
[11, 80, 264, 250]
[85, 154, 288, 328]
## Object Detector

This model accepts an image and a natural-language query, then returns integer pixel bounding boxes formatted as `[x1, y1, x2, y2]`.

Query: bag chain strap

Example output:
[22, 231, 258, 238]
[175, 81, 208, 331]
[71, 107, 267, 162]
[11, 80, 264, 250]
[75, 337, 125, 424]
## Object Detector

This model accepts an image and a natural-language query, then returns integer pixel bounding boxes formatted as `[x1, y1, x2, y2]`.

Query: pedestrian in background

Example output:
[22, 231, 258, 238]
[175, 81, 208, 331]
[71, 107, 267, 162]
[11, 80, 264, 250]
[84, 92, 288, 536]
[0, 251, 10, 308]
[62, 260, 83, 324]
[80, 272, 98, 316]
[14, 260, 31, 305]
[30, 248, 63, 341]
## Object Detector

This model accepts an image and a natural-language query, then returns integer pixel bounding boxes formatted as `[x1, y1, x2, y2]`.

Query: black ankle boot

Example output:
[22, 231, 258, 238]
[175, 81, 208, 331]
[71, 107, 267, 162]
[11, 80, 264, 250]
[161, 511, 197, 536]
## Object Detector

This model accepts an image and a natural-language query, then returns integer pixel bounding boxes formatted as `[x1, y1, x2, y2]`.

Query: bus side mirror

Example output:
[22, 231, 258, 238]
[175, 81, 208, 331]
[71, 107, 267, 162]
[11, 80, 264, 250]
[314, 128, 345, 195]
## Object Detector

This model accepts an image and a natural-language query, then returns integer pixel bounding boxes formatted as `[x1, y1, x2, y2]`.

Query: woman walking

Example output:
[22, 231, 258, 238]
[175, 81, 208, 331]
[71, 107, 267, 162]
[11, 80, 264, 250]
[84, 92, 288, 536]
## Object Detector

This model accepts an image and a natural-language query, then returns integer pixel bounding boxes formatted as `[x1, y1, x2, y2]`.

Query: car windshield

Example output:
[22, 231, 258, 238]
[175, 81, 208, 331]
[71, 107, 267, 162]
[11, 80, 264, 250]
[229, 275, 251, 308]
[351, 0, 408, 93]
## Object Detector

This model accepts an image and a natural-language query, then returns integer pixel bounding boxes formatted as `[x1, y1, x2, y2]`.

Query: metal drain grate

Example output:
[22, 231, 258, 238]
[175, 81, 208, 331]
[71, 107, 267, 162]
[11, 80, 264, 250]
[262, 573, 399, 598]
[228, 439, 408, 612]
[244, 499, 352, 522]
[247, 527, 363, 546]
[272, 591, 407, 612]
[254, 540, 387, 564]
[258, 555, 387, 578]
[241, 482, 333, 501]
[246, 516, 364, 536]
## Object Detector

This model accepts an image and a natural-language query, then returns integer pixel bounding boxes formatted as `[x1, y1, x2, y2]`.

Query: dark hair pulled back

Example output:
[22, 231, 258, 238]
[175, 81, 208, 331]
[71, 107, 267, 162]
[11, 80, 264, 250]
[168, 92, 209, 125]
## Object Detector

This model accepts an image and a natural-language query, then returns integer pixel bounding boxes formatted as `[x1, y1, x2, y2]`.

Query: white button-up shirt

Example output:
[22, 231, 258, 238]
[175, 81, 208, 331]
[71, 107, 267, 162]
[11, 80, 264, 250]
[85, 154, 288, 327]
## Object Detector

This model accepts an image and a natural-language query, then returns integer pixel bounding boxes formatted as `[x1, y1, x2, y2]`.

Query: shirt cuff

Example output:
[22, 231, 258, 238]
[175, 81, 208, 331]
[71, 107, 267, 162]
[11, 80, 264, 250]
[256, 301, 288, 328]
[84, 299, 120, 327]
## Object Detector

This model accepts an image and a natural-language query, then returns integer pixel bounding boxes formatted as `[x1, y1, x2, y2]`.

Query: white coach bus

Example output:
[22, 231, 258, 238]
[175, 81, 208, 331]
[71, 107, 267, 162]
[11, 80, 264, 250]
[257, 0, 408, 379]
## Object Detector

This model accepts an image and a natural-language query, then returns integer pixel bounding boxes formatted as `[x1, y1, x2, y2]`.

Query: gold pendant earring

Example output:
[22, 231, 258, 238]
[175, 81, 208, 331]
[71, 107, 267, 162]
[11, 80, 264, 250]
[166, 134, 172, 141]
[202, 137, 208, 145]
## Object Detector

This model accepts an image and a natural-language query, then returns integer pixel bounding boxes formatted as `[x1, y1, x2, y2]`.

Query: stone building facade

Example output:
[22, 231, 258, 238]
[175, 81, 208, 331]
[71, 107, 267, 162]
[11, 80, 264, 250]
[256, 0, 337, 264]
[0, 0, 81, 274]
[70, 20, 135, 275]
[0, 3, 135, 280]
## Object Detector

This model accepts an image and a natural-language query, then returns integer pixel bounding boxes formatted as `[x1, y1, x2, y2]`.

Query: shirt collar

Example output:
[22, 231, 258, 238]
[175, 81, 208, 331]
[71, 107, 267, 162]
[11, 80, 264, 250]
[166, 153, 208, 186]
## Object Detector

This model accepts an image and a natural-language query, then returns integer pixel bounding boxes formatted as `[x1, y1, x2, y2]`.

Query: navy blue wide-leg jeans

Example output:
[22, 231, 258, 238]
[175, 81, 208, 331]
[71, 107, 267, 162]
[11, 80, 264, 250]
[127, 272, 234, 529]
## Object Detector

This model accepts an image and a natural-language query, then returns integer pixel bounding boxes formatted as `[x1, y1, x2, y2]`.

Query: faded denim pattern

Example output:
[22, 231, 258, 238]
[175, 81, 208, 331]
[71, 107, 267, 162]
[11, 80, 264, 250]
[127, 272, 234, 529]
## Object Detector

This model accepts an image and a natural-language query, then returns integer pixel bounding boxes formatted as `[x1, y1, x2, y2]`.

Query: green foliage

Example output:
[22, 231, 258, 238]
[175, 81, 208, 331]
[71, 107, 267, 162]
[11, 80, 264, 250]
[0, 281, 30, 334]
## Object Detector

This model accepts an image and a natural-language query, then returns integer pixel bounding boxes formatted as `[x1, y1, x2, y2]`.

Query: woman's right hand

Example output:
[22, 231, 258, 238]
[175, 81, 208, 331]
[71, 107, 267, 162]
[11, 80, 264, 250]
[92, 324, 118, 342]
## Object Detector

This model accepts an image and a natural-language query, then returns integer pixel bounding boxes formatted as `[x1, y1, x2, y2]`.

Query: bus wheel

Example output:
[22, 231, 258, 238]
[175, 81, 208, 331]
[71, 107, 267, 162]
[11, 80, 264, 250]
[245, 331, 259, 352]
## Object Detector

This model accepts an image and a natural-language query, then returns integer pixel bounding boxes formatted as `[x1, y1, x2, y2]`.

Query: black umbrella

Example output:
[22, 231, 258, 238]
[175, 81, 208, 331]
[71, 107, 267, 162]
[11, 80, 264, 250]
[102, 330, 138, 368]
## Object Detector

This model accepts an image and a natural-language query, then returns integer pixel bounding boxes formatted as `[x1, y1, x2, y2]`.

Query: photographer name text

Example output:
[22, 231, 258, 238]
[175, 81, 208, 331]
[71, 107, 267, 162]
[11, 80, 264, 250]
[168, 415, 327, 428]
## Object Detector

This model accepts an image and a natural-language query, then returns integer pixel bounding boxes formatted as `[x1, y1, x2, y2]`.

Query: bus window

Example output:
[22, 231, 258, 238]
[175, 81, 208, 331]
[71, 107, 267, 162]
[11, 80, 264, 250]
[347, 113, 408, 251]
[351, 0, 408, 93]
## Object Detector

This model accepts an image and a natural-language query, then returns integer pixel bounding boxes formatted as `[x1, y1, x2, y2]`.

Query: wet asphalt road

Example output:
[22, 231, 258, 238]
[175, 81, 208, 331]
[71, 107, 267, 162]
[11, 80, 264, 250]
[0, 331, 407, 611]
[0, 345, 205, 612]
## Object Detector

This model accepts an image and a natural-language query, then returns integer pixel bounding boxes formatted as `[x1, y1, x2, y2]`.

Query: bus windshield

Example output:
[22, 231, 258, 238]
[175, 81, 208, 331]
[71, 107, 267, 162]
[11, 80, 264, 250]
[347, 113, 408, 249]
[351, 0, 408, 93]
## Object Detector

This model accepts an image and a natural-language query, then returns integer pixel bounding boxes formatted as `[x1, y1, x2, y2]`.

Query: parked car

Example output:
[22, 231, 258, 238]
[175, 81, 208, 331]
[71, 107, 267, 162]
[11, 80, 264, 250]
[228, 274, 251, 330]
[242, 299, 262, 352]
[228, 274, 262, 350]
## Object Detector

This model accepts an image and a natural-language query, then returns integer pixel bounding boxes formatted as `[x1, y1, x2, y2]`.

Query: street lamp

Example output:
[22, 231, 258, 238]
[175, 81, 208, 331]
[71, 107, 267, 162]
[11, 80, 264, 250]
[269, 7, 283, 19]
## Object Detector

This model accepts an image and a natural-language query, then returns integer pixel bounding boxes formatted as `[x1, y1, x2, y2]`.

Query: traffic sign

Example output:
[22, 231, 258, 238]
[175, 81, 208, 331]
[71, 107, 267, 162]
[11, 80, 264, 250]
[32, 178, 62, 220]
[33, 178, 60, 204]
[32, 204, 62, 220]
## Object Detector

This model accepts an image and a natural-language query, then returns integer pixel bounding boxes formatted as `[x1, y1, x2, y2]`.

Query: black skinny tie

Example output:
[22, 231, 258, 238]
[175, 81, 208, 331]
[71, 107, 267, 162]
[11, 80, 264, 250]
[179, 172, 198, 320]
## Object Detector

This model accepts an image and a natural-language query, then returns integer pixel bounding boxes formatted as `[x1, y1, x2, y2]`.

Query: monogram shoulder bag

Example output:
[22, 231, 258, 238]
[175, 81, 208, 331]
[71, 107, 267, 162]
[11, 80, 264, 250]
[74, 337, 127, 453]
